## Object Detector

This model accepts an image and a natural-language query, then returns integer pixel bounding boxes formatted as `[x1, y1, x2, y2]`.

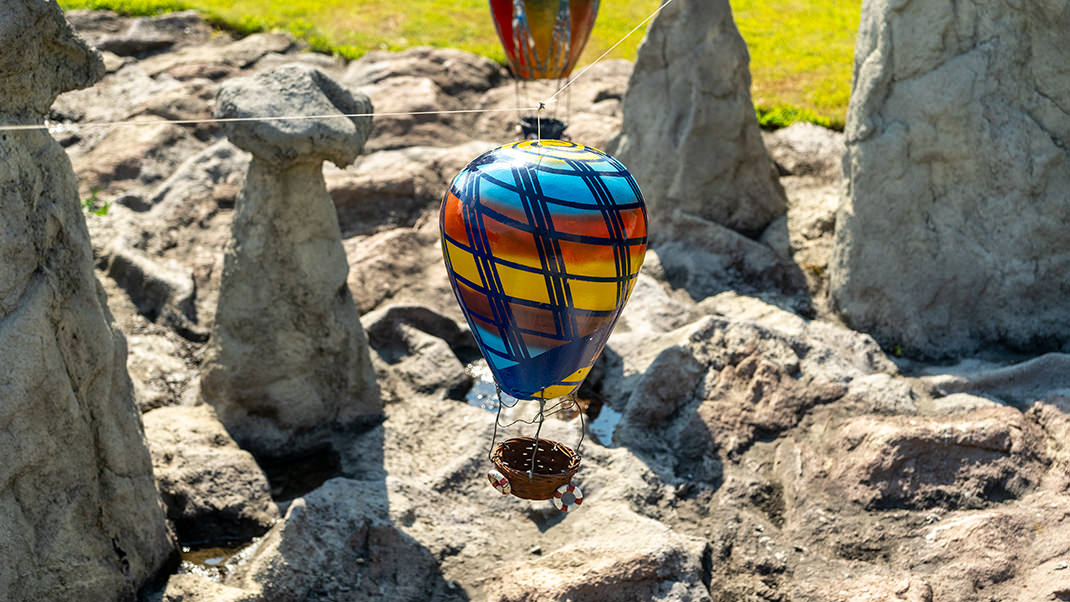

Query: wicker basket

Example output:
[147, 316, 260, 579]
[491, 437, 580, 500]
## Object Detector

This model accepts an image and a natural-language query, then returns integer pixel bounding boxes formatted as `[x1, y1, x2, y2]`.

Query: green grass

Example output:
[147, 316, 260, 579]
[58, 0, 859, 128]
[733, 0, 859, 128]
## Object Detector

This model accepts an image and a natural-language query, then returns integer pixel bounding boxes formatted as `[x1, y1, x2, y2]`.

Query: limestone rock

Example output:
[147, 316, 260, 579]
[792, 577, 933, 602]
[761, 122, 845, 180]
[214, 64, 370, 167]
[472, 60, 632, 150]
[152, 574, 257, 602]
[104, 245, 201, 339]
[74, 10, 212, 56]
[358, 75, 468, 152]
[0, 3, 175, 600]
[830, 0, 1070, 357]
[826, 407, 1046, 509]
[255, 51, 346, 76]
[227, 478, 460, 601]
[610, 293, 902, 477]
[143, 405, 279, 544]
[344, 46, 504, 96]
[126, 334, 195, 411]
[608, 0, 786, 234]
[325, 142, 495, 237]
[360, 305, 473, 403]
[922, 353, 1070, 407]
[619, 346, 706, 432]
[95, 12, 202, 56]
[146, 139, 249, 211]
[655, 210, 810, 305]
[486, 504, 712, 602]
[201, 64, 381, 457]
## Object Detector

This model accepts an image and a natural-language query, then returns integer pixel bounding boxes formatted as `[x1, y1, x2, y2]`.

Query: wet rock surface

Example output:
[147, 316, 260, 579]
[23, 8, 1070, 602]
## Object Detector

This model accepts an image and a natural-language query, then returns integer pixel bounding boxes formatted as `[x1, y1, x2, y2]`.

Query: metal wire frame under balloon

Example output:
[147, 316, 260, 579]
[487, 384, 586, 479]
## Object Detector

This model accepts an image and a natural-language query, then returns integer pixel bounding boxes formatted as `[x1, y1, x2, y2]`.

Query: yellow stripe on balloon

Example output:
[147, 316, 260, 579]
[568, 279, 621, 311]
[445, 240, 482, 286]
[532, 384, 579, 399]
[496, 263, 552, 304]
[561, 366, 591, 383]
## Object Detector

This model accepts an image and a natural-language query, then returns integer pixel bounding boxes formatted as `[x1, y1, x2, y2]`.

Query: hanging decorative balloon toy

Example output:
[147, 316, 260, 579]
[490, 0, 601, 139]
[440, 139, 647, 510]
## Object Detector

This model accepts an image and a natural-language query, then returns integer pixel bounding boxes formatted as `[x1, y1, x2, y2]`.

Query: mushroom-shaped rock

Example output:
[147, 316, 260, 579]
[201, 64, 382, 458]
[215, 64, 371, 167]
[0, 2, 176, 600]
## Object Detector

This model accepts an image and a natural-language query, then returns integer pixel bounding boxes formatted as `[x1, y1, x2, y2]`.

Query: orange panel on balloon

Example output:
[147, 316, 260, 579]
[440, 140, 646, 400]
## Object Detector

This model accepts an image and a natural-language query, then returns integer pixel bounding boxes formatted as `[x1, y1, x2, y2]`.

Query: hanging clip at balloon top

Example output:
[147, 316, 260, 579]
[439, 137, 648, 512]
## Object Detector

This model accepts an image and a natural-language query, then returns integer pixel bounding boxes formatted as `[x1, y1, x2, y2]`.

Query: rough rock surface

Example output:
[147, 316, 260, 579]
[227, 478, 462, 601]
[830, 0, 1070, 357]
[486, 506, 712, 602]
[608, 0, 786, 235]
[825, 407, 1046, 509]
[40, 9, 1070, 602]
[143, 405, 279, 544]
[0, 4, 174, 601]
[361, 304, 475, 403]
[200, 64, 382, 457]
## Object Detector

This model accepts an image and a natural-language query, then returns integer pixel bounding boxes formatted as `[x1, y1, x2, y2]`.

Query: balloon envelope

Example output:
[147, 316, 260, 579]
[440, 140, 647, 400]
[489, 0, 600, 80]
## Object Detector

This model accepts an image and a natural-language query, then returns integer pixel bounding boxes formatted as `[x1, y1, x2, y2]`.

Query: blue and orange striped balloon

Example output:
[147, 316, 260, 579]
[440, 140, 647, 400]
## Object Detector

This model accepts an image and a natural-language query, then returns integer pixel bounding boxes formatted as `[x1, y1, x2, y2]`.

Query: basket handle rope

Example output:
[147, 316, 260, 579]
[487, 386, 587, 466]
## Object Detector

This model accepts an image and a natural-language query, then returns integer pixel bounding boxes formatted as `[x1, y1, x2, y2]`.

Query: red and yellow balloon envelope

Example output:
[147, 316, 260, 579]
[440, 140, 647, 401]
[489, 0, 600, 80]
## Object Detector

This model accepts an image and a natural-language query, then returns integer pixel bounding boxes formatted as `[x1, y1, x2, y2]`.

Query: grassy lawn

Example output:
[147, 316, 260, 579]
[58, 0, 859, 128]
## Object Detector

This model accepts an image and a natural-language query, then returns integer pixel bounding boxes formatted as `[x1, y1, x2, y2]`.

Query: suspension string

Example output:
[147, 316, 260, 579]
[489, 384, 505, 460]
[529, 398, 546, 480]
[1, 0, 674, 135]
[570, 391, 586, 454]
[544, 0, 678, 106]
[493, 399, 572, 429]
[0, 106, 543, 133]
[536, 101, 544, 141]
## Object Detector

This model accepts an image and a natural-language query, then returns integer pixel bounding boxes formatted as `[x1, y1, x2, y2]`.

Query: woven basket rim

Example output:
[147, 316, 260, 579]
[492, 436, 580, 478]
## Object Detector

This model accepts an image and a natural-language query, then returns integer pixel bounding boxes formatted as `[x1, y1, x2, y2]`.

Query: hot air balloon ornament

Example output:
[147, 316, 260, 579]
[490, 0, 601, 139]
[440, 139, 647, 511]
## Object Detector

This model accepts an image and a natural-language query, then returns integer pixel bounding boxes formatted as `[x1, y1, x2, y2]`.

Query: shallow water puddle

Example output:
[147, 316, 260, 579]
[463, 359, 620, 446]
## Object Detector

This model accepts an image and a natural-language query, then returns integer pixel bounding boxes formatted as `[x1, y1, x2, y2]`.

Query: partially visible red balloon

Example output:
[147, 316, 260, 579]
[489, 0, 600, 80]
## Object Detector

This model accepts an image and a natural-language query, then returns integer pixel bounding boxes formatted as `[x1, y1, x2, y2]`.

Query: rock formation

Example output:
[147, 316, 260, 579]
[200, 64, 382, 457]
[227, 478, 460, 601]
[38, 10, 1070, 602]
[142, 405, 279, 544]
[608, 0, 786, 235]
[0, 3, 175, 600]
[830, 0, 1070, 357]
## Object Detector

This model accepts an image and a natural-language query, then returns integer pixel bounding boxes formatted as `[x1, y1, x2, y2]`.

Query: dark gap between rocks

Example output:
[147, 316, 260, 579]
[259, 445, 343, 502]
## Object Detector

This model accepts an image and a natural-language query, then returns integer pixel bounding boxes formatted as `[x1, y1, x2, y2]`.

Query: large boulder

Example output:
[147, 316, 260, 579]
[226, 478, 460, 601]
[486, 504, 712, 602]
[607, 0, 786, 235]
[825, 407, 1046, 509]
[200, 64, 382, 457]
[830, 0, 1070, 357]
[0, 3, 175, 600]
[142, 405, 279, 544]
